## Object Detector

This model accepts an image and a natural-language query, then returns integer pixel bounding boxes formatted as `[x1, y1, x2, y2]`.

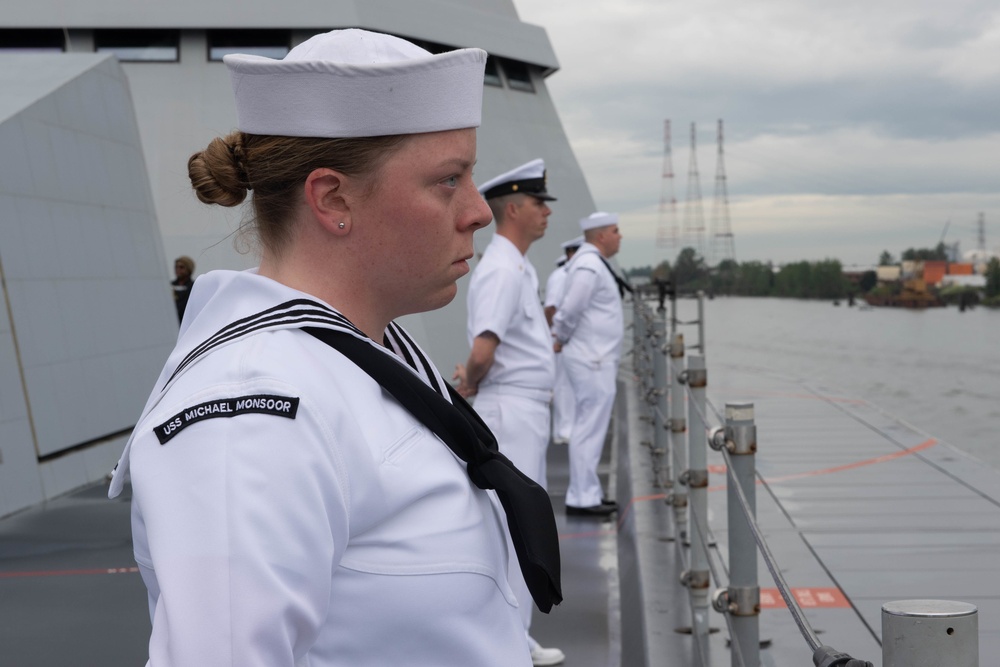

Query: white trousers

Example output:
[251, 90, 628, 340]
[562, 355, 618, 508]
[551, 354, 575, 443]
[472, 385, 552, 634]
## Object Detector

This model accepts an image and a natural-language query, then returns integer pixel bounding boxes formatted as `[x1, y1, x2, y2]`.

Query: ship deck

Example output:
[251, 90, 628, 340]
[614, 344, 1000, 666]
[3, 352, 999, 666]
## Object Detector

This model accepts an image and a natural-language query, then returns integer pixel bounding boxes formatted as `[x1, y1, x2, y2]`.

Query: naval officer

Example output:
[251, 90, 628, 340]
[454, 158, 565, 667]
[552, 212, 625, 516]
[109, 29, 560, 666]
[544, 235, 583, 446]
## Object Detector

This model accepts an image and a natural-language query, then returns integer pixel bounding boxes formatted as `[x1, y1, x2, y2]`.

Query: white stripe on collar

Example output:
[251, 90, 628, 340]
[166, 298, 451, 402]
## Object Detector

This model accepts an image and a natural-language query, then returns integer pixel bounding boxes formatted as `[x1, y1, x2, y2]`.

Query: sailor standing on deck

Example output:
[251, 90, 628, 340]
[108, 29, 561, 667]
[544, 235, 583, 447]
[454, 158, 565, 667]
[552, 212, 625, 517]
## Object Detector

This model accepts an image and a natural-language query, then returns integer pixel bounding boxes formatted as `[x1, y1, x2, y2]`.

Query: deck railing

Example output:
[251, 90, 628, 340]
[626, 287, 979, 667]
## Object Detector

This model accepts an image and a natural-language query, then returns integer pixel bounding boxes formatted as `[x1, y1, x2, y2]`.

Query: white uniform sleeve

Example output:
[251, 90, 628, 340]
[543, 269, 567, 309]
[552, 265, 598, 344]
[131, 391, 348, 666]
[469, 265, 522, 341]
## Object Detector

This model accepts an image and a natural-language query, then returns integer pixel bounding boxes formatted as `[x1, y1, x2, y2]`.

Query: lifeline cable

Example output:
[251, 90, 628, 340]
[685, 488, 746, 667]
[716, 446, 823, 653]
[636, 296, 868, 664]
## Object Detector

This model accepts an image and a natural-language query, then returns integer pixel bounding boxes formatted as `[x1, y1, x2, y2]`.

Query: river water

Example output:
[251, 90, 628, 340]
[671, 296, 1000, 470]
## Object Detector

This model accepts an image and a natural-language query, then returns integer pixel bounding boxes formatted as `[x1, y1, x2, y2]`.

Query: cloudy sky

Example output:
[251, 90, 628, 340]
[512, 0, 1000, 270]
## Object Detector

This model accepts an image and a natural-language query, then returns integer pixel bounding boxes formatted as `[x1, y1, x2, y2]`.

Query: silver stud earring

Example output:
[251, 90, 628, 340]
[338, 222, 346, 229]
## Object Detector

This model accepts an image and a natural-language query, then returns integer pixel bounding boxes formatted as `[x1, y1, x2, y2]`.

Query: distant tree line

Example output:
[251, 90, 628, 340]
[625, 246, 1000, 304]
[877, 242, 949, 266]
[627, 248, 851, 299]
[985, 257, 1000, 306]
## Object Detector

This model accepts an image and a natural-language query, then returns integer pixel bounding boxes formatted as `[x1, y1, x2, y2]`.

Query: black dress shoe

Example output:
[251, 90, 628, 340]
[602, 498, 618, 507]
[566, 503, 618, 517]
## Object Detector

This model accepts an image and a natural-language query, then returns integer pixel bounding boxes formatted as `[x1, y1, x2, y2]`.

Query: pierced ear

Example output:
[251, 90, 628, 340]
[304, 168, 351, 235]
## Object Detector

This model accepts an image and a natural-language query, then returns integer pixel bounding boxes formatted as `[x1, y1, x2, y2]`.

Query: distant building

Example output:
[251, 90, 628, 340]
[940, 274, 986, 289]
[877, 265, 902, 282]
[919, 261, 975, 286]
[923, 261, 947, 285]
[964, 249, 1000, 274]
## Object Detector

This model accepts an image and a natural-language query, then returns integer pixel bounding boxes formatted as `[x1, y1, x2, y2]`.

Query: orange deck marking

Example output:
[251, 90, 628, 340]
[615, 493, 666, 529]
[0, 567, 139, 578]
[707, 438, 938, 491]
[760, 587, 850, 609]
[763, 437, 938, 484]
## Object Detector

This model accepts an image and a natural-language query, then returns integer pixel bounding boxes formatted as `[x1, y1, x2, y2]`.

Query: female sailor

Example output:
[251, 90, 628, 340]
[109, 29, 559, 666]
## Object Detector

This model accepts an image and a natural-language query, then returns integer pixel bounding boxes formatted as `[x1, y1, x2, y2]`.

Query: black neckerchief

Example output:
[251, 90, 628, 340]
[162, 299, 562, 612]
[303, 326, 563, 613]
[597, 256, 634, 298]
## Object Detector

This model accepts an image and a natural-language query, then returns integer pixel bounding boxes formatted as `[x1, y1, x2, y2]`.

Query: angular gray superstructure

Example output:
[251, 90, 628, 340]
[3, 0, 597, 369]
[0, 53, 177, 517]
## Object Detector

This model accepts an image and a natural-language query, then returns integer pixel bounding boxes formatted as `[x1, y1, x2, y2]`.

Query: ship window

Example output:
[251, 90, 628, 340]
[484, 56, 502, 87]
[207, 30, 290, 61]
[0, 29, 65, 52]
[411, 39, 452, 55]
[94, 29, 180, 62]
[501, 59, 535, 93]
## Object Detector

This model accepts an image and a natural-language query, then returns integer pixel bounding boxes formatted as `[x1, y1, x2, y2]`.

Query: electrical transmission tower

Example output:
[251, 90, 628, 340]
[977, 212, 986, 252]
[682, 122, 706, 259]
[655, 119, 678, 250]
[710, 118, 736, 266]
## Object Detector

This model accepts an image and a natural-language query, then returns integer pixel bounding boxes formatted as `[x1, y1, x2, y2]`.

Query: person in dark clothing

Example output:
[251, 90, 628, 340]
[172, 255, 195, 323]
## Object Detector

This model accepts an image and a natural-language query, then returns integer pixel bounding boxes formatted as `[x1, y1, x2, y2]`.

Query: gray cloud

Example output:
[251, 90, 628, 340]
[514, 0, 1000, 266]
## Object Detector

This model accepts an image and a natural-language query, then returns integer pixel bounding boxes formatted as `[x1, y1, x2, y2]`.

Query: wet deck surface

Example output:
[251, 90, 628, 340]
[0, 482, 149, 665]
[534, 439, 619, 666]
[621, 353, 1000, 666]
[4, 350, 999, 666]
[0, 436, 618, 666]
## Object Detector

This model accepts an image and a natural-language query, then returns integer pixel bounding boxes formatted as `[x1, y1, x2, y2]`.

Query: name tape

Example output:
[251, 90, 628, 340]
[155, 394, 300, 444]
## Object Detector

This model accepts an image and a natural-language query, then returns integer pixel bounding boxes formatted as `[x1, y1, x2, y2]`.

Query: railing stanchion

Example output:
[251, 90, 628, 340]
[726, 402, 760, 667]
[669, 282, 678, 336]
[651, 312, 669, 487]
[668, 333, 687, 537]
[683, 355, 710, 650]
[631, 298, 640, 373]
[697, 290, 706, 356]
[881, 600, 978, 667]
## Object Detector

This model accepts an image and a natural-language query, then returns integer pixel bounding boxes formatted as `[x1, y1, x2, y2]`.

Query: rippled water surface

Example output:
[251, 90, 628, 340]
[675, 296, 1000, 469]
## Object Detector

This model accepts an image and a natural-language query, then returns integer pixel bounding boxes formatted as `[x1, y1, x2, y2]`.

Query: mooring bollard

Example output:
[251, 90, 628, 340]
[725, 402, 760, 667]
[882, 600, 978, 667]
[668, 333, 688, 537]
[683, 355, 710, 647]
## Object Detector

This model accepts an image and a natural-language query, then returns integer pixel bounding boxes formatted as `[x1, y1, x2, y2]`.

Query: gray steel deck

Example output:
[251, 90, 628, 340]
[618, 354, 1000, 666]
[3, 353, 998, 666]
[0, 429, 619, 666]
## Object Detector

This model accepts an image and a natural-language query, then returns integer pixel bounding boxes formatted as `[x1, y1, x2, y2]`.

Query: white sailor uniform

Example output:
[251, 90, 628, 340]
[544, 262, 575, 445]
[467, 234, 556, 482]
[551, 243, 624, 508]
[109, 269, 529, 667]
[465, 234, 555, 633]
